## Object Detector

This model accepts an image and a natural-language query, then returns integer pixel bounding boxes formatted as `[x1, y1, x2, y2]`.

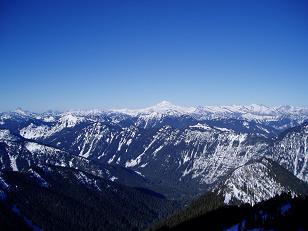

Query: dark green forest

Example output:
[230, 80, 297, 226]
[0, 166, 178, 231]
[154, 193, 308, 231]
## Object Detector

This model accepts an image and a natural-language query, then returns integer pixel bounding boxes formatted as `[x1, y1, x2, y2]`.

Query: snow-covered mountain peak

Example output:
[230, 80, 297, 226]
[147, 100, 195, 113]
[112, 101, 195, 116]
[154, 100, 175, 108]
[15, 108, 27, 115]
[277, 105, 294, 111]
[246, 104, 272, 113]
[59, 113, 83, 127]
[276, 105, 306, 114]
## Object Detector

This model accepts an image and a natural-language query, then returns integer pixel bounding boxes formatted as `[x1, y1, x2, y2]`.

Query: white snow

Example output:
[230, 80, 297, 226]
[134, 171, 145, 177]
[59, 114, 79, 127]
[20, 114, 84, 140]
[43, 116, 55, 122]
[0, 130, 16, 141]
[9, 155, 18, 171]
[214, 127, 231, 132]
[14, 108, 28, 116]
[108, 155, 116, 164]
[224, 193, 232, 204]
[25, 142, 45, 153]
[152, 145, 164, 157]
[218, 160, 288, 205]
[113, 100, 195, 117]
[0, 176, 10, 190]
[189, 123, 212, 130]
[125, 153, 144, 167]
[110, 176, 118, 181]
[140, 163, 148, 168]
[271, 130, 308, 182]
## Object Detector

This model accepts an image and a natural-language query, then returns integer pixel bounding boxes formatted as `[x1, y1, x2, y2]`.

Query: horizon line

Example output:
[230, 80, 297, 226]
[2, 101, 308, 114]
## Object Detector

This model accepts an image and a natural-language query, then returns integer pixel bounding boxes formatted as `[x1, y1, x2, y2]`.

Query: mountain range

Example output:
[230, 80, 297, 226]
[0, 101, 307, 230]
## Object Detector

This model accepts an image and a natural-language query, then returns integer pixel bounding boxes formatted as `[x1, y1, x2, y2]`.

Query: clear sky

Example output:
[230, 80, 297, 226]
[0, 0, 307, 111]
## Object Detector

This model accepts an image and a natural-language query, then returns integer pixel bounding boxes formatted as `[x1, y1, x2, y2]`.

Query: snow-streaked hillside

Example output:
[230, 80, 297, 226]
[217, 159, 307, 205]
[269, 123, 308, 182]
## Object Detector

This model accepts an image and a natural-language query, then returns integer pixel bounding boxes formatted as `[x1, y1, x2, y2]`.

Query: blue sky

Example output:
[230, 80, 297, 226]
[0, 0, 307, 111]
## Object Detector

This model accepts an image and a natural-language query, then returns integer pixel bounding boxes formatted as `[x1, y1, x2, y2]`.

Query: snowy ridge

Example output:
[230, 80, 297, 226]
[269, 123, 308, 182]
[20, 113, 84, 139]
[219, 160, 288, 205]
[111, 101, 308, 121]
[194, 104, 308, 121]
[113, 100, 195, 116]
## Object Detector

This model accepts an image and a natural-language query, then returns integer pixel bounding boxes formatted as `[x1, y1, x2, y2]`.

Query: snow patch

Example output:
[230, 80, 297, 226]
[110, 176, 118, 181]
[189, 123, 212, 130]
